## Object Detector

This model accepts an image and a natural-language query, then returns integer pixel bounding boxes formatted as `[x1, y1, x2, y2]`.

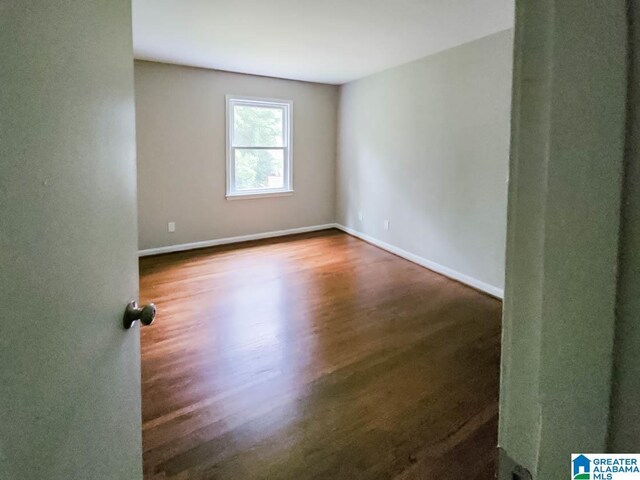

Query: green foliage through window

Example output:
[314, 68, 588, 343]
[233, 105, 283, 147]
[235, 149, 284, 190]
[229, 101, 289, 193]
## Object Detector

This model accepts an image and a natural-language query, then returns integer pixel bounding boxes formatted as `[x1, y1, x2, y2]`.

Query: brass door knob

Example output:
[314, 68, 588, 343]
[123, 301, 156, 329]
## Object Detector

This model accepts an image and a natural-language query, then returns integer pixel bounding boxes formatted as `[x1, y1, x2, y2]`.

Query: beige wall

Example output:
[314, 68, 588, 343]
[134, 60, 338, 250]
[336, 30, 514, 294]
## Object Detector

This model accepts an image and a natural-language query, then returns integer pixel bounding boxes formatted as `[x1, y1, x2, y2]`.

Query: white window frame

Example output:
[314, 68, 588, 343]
[225, 95, 293, 199]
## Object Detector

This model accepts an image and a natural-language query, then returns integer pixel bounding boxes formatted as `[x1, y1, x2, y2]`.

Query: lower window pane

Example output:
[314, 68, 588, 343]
[234, 149, 285, 191]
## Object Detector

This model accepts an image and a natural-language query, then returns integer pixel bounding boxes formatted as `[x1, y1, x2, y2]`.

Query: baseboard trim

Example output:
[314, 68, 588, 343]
[138, 223, 338, 257]
[139, 222, 504, 299]
[335, 224, 504, 299]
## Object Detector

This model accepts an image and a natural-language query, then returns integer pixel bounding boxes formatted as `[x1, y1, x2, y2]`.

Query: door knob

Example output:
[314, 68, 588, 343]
[123, 301, 156, 329]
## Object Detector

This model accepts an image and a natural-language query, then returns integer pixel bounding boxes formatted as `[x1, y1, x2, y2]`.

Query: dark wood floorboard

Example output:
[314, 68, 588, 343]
[139, 229, 502, 480]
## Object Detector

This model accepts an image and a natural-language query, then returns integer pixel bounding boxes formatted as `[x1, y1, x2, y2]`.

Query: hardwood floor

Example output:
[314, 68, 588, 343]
[139, 230, 502, 480]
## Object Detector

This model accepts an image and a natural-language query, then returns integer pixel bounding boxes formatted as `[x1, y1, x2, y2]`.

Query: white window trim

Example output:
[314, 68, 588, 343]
[225, 95, 294, 199]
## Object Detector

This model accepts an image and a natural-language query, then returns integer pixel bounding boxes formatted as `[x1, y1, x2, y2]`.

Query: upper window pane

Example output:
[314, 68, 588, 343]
[233, 105, 284, 147]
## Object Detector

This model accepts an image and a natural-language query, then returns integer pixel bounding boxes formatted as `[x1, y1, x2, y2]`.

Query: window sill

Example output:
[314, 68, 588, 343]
[226, 190, 294, 200]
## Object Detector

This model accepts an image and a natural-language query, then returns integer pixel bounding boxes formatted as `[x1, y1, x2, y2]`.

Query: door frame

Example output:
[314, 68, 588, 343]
[498, 0, 630, 478]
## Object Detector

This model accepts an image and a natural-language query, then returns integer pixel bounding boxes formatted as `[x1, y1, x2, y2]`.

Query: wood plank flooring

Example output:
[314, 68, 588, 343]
[139, 229, 502, 479]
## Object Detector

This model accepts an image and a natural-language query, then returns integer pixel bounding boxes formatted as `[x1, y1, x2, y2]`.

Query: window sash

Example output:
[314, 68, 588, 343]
[226, 96, 293, 197]
[231, 104, 287, 149]
[229, 146, 289, 194]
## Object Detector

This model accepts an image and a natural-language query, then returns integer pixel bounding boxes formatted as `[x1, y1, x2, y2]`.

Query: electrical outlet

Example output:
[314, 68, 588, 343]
[168, 222, 176, 233]
[358, 212, 364, 222]
[383, 219, 390, 231]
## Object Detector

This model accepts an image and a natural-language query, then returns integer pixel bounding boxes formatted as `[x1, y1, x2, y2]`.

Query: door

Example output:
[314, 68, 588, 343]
[0, 1, 144, 479]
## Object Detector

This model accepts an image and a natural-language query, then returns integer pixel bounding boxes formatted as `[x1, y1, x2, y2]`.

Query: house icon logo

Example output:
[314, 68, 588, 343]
[572, 454, 591, 479]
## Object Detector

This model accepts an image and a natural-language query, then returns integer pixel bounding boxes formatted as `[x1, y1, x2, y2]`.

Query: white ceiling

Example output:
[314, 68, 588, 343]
[132, 0, 514, 85]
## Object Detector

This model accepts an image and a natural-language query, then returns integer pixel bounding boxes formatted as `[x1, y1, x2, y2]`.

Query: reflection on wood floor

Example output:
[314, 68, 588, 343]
[139, 229, 502, 480]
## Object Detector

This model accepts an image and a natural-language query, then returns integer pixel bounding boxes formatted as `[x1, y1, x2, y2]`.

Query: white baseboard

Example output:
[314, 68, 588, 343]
[138, 222, 504, 299]
[138, 223, 337, 257]
[335, 224, 504, 299]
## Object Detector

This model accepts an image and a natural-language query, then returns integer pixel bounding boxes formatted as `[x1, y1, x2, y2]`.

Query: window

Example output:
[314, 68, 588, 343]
[226, 95, 293, 198]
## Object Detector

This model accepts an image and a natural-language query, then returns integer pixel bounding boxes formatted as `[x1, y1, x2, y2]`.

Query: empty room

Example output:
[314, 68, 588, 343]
[3, 1, 639, 480]
[134, 1, 513, 478]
